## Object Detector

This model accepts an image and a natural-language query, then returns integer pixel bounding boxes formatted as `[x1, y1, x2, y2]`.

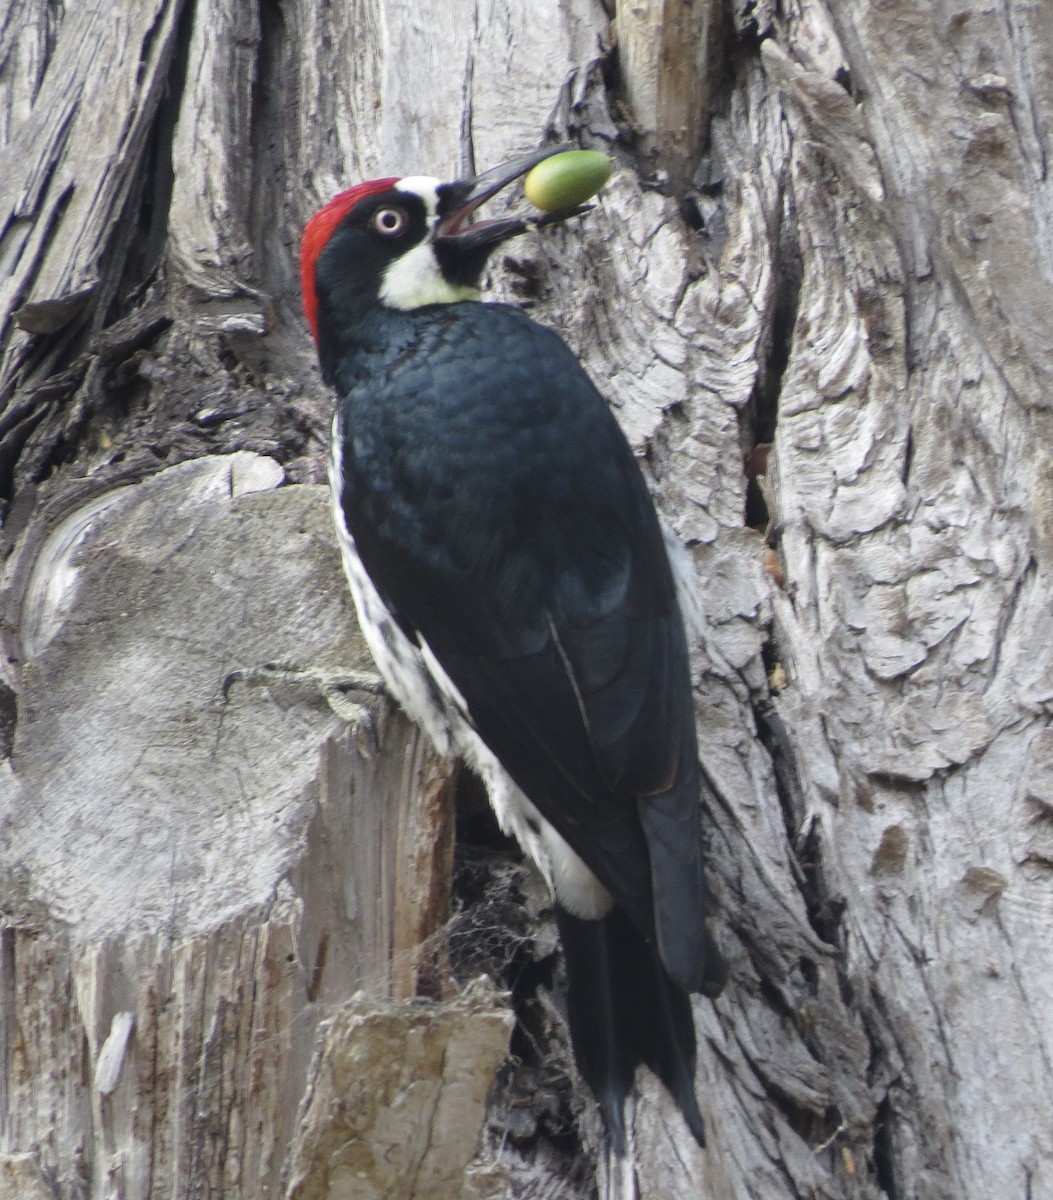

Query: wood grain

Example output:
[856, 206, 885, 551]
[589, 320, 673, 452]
[0, 0, 1051, 1197]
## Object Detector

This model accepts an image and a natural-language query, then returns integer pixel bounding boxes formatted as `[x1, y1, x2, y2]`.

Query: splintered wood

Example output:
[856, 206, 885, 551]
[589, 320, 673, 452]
[2, 0, 1053, 1197]
[0, 456, 498, 1199]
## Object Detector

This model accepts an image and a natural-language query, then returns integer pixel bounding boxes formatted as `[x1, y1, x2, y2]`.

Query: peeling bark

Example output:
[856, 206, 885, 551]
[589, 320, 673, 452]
[615, 0, 726, 188]
[0, 2, 1051, 1198]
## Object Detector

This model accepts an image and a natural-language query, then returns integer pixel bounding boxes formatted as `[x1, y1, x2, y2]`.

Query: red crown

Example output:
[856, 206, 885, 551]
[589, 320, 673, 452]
[300, 179, 399, 340]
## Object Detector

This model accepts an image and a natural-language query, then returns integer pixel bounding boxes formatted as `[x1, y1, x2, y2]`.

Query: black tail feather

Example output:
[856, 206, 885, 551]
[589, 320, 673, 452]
[638, 787, 728, 998]
[555, 905, 706, 1154]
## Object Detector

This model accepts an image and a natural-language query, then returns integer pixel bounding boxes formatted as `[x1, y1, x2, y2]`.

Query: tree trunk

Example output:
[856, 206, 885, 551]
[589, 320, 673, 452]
[1, 1, 1051, 1197]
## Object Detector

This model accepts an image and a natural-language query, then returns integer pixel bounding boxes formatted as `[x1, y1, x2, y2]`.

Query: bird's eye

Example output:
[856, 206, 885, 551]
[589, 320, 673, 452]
[372, 207, 407, 236]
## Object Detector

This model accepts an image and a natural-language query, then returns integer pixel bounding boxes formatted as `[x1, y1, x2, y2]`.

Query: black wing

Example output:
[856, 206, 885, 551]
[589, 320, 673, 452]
[338, 304, 719, 990]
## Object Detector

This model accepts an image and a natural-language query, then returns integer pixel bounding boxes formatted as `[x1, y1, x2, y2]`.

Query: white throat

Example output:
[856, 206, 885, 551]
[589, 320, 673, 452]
[379, 243, 480, 310]
[377, 176, 481, 310]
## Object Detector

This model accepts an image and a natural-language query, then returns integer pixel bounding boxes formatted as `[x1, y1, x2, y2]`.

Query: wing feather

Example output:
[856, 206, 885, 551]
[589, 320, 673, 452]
[336, 305, 711, 973]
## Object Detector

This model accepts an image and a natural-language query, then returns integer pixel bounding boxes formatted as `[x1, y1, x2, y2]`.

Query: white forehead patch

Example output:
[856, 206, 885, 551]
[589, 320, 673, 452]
[394, 176, 443, 225]
[380, 175, 479, 310]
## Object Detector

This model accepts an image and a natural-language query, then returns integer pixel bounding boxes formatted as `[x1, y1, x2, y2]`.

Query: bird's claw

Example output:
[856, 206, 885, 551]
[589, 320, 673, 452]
[221, 661, 387, 748]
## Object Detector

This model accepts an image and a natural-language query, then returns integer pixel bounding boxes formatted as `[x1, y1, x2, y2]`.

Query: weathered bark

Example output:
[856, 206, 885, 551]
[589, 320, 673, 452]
[1, 1, 1052, 1198]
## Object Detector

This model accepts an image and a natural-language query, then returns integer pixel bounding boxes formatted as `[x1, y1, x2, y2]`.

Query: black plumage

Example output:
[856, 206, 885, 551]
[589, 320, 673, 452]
[302, 152, 726, 1155]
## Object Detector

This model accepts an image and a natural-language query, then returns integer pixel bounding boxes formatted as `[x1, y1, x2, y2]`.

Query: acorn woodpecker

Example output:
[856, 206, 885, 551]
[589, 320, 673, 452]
[300, 145, 726, 1156]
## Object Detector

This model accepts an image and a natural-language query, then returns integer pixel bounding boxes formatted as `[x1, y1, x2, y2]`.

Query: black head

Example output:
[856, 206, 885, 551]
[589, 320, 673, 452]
[300, 145, 588, 347]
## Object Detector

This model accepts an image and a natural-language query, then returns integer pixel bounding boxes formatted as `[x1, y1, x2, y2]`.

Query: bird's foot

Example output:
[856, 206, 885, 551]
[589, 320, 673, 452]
[221, 660, 387, 749]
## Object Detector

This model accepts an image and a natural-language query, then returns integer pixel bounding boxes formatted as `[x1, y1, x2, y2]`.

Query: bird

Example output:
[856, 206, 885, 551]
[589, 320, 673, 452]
[299, 144, 727, 1165]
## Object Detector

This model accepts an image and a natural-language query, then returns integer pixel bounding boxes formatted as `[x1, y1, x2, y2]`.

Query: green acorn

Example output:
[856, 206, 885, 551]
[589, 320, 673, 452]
[524, 150, 612, 212]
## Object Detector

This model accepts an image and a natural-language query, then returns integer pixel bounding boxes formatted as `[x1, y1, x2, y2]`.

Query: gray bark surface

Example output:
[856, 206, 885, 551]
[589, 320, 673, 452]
[1, 1, 1051, 1198]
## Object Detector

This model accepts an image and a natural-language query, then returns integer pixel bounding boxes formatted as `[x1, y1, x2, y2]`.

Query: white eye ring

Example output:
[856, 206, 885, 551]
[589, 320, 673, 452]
[372, 207, 407, 235]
